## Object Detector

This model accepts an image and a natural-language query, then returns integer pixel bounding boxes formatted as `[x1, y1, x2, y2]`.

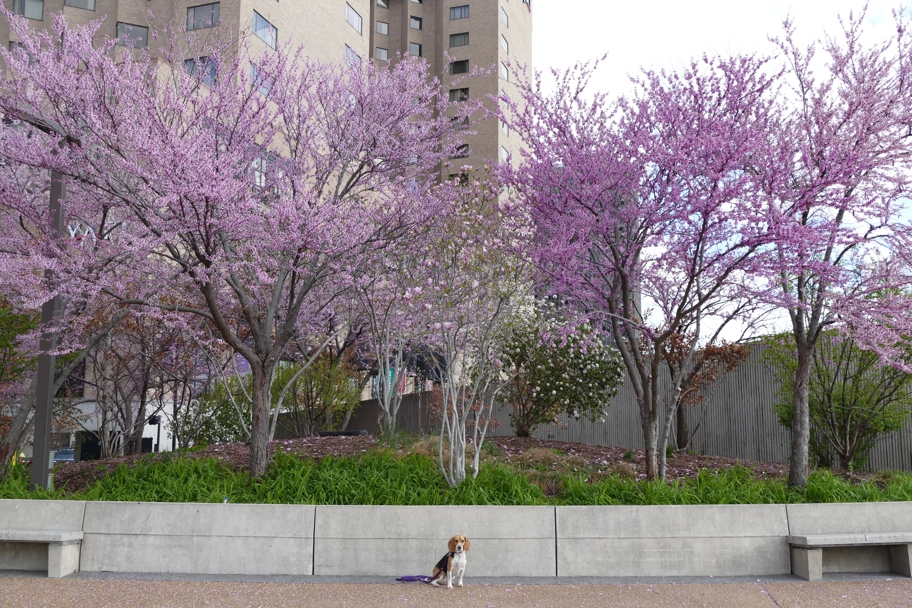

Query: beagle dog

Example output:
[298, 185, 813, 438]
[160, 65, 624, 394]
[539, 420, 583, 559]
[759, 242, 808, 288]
[430, 535, 471, 589]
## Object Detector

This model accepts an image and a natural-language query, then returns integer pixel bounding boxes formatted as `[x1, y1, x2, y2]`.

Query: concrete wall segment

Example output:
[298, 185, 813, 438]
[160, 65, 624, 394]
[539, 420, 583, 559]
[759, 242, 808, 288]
[557, 504, 789, 539]
[786, 502, 912, 536]
[81, 501, 315, 537]
[0, 499, 86, 531]
[313, 505, 556, 576]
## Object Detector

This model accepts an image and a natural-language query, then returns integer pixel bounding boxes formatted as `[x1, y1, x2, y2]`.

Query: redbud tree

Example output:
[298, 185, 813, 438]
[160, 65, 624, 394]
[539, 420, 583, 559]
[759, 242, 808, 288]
[0, 14, 461, 477]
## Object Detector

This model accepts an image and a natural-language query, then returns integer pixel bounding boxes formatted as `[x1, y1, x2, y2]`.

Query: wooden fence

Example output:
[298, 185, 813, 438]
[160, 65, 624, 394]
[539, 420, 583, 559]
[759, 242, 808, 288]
[301, 345, 912, 472]
[484, 345, 912, 472]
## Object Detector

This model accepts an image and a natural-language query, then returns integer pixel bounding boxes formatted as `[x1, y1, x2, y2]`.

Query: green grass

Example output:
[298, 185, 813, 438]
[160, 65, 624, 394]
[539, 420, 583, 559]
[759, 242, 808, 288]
[2, 450, 911, 505]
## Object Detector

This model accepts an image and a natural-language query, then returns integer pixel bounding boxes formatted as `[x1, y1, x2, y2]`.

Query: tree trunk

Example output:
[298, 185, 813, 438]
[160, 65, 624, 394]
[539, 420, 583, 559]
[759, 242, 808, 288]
[789, 343, 812, 487]
[642, 409, 659, 480]
[249, 365, 273, 478]
[676, 403, 690, 451]
[0, 377, 38, 479]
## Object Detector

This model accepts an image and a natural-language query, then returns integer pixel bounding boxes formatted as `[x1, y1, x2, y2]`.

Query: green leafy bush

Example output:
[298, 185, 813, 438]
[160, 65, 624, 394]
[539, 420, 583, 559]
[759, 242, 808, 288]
[499, 303, 624, 437]
[763, 331, 912, 471]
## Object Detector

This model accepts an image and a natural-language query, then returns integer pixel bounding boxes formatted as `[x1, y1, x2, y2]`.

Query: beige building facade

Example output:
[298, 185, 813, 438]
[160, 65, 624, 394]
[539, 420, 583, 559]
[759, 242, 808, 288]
[3, 0, 530, 169]
[371, 0, 531, 174]
[2, 0, 373, 65]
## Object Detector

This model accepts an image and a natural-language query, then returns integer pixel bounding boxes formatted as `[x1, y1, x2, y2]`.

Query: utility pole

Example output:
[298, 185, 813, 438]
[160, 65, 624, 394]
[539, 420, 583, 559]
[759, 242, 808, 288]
[30, 170, 65, 490]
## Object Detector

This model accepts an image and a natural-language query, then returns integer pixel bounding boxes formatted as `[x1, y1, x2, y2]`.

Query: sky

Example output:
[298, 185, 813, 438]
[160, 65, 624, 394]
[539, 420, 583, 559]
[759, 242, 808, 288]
[531, 0, 907, 95]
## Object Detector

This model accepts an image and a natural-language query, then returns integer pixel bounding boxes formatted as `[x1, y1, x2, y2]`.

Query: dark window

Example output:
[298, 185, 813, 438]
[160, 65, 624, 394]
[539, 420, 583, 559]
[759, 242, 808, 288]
[409, 42, 422, 56]
[249, 64, 273, 95]
[450, 5, 469, 19]
[65, 0, 95, 10]
[449, 88, 469, 102]
[346, 4, 363, 34]
[116, 23, 149, 48]
[185, 57, 216, 85]
[187, 3, 219, 30]
[13, 0, 43, 20]
[450, 60, 469, 74]
[450, 116, 469, 130]
[254, 11, 277, 49]
[344, 45, 362, 68]
[410, 16, 422, 30]
[451, 144, 469, 158]
[377, 0, 389, 7]
[449, 173, 469, 185]
[450, 33, 469, 47]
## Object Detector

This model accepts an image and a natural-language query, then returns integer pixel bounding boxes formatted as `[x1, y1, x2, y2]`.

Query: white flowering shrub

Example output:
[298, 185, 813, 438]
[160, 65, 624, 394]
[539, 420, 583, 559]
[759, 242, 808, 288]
[499, 304, 624, 437]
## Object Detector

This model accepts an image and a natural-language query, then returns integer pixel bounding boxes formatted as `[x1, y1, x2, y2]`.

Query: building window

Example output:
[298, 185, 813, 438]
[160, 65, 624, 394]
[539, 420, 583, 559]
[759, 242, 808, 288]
[376, 21, 389, 35]
[187, 3, 219, 31]
[116, 23, 149, 48]
[185, 57, 216, 85]
[501, 146, 509, 162]
[252, 157, 267, 189]
[450, 33, 469, 48]
[344, 45, 362, 68]
[450, 60, 469, 75]
[377, 0, 389, 7]
[501, 6, 509, 26]
[451, 144, 469, 158]
[409, 42, 422, 56]
[410, 16, 422, 30]
[450, 5, 469, 19]
[500, 62, 509, 81]
[249, 64, 273, 95]
[449, 172, 469, 185]
[65, 0, 95, 10]
[450, 116, 469, 130]
[500, 34, 509, 54]
[410, 0, 423, 3]
[449, 88, 469, 102]
[346, 4, 363, 35]
[501, 120, 509, 135]
[12, 0, 42, 20]
[253, 11, 277, 49]
[376, 47, 389, 61]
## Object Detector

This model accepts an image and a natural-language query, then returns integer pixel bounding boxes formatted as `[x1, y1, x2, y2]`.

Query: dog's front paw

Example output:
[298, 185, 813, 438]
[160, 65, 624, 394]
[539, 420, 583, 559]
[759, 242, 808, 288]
[430, 581, 439, 587]
[447, 584, 453, 589]
[457, 582, 464, 587]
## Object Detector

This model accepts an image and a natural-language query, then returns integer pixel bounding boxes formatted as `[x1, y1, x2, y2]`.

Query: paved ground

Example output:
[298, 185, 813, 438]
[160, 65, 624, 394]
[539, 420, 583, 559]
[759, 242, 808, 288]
[1, 572, 911, 607]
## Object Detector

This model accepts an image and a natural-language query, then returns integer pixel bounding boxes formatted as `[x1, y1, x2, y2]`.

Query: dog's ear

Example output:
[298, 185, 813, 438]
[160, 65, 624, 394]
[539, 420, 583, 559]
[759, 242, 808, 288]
[463, 537, 471, 552]
[448, 536, 457, 553]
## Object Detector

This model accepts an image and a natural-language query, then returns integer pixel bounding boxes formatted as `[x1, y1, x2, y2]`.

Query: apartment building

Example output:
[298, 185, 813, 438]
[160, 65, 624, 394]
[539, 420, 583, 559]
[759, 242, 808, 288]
[3, 0, 531, 171]
[372, 0, 531, 175]
[2, 0, 373, 65]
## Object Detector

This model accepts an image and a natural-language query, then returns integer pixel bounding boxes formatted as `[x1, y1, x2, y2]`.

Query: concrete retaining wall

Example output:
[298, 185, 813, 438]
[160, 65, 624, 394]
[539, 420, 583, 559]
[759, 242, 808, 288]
[557, 504, 790, 576]
[80, 502, 316, 575]
[313, 506, 555, 576]
[1, 500, 910, 578]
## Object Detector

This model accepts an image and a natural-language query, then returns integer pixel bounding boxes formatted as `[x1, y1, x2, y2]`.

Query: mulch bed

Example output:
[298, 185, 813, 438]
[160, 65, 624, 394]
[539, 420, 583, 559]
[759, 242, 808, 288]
[54, 434, 862, 494]
[489, 436, 792, 482]
[53, 436, 377, 494]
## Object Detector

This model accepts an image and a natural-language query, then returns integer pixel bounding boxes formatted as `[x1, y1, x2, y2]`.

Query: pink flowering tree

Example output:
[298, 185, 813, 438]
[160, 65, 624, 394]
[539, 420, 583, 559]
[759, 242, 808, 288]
[756, 13, 912, 486]
[0, 14, 461, 476]
[416, 176, 533, 486]
[500, 56, 779, 480]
